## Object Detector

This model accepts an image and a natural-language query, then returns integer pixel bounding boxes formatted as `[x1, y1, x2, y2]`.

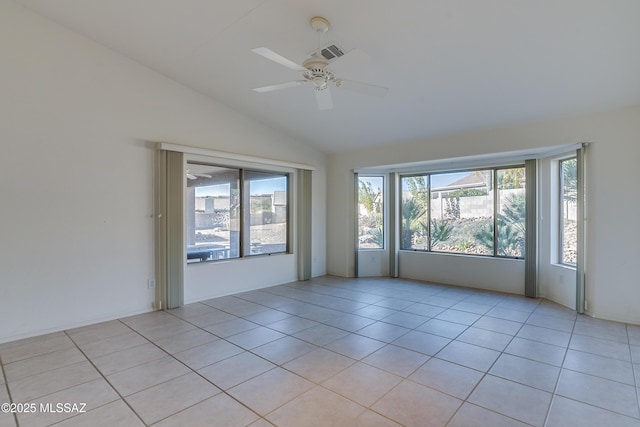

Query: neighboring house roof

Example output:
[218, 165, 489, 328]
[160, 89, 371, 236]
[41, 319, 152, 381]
[448, 171, 490, 188]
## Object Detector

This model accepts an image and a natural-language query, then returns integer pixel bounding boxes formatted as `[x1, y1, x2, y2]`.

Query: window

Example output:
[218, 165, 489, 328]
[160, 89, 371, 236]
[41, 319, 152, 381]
[496, 168, 526, 257]
[358, 176, 384, 249]
[245, 171, 288, 256]
[432, 170, 493, 255]
[186, 162, 289, 263]
[560, 158, 577, 264]
[401, 175, 429, 250]
[400, 166, 526, 258]
[186, 164, 239, 262]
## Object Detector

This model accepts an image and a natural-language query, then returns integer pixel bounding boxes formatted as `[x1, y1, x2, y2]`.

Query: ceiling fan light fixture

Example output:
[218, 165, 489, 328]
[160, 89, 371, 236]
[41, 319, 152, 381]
[314, 81, 328, 91]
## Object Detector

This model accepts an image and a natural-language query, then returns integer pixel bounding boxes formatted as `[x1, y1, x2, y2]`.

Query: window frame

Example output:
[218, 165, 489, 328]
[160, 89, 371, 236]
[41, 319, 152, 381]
[399, 164, 526, 259]
[185, 159, 292, 264]
[357, 175, 385, 250]
[243, 169, 290, 257]
[495, 166, 527, 258]
[399, 173, 430, 252]
[558, 156, 577, 266]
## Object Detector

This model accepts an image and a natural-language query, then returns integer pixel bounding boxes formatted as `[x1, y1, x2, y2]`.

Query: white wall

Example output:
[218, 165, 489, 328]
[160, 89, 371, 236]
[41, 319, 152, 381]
[537, 156, 576, 309]
[357, 250, 389, 278]
[327, 106, 640, 324]
[400, 252, 525, 295]
[0, 1, 327, 343]
[185, 255, 296, 304]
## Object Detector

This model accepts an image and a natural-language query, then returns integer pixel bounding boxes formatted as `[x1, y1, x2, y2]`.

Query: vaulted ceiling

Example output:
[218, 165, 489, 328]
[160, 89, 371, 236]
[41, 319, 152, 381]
[17, 0, 640, 153]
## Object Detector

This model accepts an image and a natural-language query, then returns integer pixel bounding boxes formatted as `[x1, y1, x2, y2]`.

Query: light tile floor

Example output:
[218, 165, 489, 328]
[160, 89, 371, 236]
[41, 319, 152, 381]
[1, 276, 640, 426]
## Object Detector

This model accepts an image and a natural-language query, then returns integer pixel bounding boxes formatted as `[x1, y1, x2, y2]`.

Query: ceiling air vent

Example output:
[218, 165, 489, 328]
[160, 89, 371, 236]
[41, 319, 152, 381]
[309, 43, 345, 62]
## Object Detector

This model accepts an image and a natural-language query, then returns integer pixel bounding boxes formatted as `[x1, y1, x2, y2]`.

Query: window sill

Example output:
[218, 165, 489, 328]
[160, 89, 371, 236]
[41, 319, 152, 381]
[399, 249, 524, 261]
[551, 262, 576, 271]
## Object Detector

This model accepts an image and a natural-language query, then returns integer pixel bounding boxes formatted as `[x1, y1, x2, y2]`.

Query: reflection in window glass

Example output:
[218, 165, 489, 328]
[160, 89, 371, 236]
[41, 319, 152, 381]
[358, 176, 384, 249]
[560, 158, 577, 264]
[245, 171, 288, 256]
[186, 164, 239, 263]
[430, 170, 493, 255]
[496, 168, 526, 257]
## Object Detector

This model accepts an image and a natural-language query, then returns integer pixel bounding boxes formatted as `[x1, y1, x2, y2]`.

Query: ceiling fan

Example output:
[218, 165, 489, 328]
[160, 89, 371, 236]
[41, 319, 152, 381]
[252, 16, 388, 110]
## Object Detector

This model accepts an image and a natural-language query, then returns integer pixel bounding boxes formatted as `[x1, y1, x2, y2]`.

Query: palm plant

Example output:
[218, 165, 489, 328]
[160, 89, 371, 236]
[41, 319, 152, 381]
[401, 197, 426, 248]
[428, 218, 453, 248]
[474, 193, 526, 257]
[402, 176, 454, 250]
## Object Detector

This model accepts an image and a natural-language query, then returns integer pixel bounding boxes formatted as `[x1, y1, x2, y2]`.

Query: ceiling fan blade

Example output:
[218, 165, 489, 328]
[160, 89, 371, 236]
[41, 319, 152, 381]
[315, 88, 333, 110]
[253, 80, 306, 93]
[337, 79, 389, 97]
[252, 47, 306, 72]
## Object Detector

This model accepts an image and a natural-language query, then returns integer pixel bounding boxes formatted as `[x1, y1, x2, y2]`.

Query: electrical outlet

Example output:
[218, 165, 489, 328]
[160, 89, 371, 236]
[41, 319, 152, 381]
[148, 279, 156, 289]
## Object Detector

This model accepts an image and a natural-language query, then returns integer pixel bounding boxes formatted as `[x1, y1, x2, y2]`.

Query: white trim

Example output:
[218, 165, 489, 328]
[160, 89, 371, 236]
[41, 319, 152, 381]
[540, 142, 589, 160]
[156, 142, 315, 171]
[355, 143, 587, 174]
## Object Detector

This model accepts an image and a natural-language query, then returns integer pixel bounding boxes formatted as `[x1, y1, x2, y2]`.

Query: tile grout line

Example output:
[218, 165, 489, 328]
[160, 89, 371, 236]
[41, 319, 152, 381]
[541, 308, 578, 427]
[141, 311, 289, 424]
[352, 311, 532, 427]
[438, 297, 543, 426]
[5, 277, 639, 426]
[0, 337, 76, 368]
[164, 283, 462, 424]
[264, 282, 532, 425]
[234, 307, 386, 422]
[0, 354, 19, 427]
[551, 318, 640, 420]
[82, 316, 272, 425]
[2, 333, 138, 426]
[627, 324, 640, 419]
[572, 319, 640, 420]
[62, 329, 149, 427]
[290, 278, 541, 420]
[162, 311, 356, 425]
[129, 281, 638, 425]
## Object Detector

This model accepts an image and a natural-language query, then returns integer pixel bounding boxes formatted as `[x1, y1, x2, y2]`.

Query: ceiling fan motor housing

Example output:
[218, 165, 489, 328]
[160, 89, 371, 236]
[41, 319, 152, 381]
[302, 57, 335, 90]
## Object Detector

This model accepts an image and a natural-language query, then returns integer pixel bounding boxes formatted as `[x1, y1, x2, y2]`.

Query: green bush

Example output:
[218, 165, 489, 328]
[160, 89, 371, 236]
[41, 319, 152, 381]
[446, 188, 487, 198]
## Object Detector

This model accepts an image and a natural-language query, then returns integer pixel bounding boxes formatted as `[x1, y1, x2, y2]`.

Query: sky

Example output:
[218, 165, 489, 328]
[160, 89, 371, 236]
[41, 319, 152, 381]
[431, 172, 469, 188]
[361, 171, 471, 192]
[197, 172, 471, 198]
[196, 176, 287, 197]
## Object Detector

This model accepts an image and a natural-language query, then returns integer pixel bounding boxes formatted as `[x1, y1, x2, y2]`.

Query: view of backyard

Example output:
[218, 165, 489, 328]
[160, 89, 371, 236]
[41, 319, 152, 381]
[401, 169, 526, 258]
[186, 164, 288, 262]
[358, 164, 577, 263]
[561, 158, 578, 264]
[359, 169, 527, 258]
